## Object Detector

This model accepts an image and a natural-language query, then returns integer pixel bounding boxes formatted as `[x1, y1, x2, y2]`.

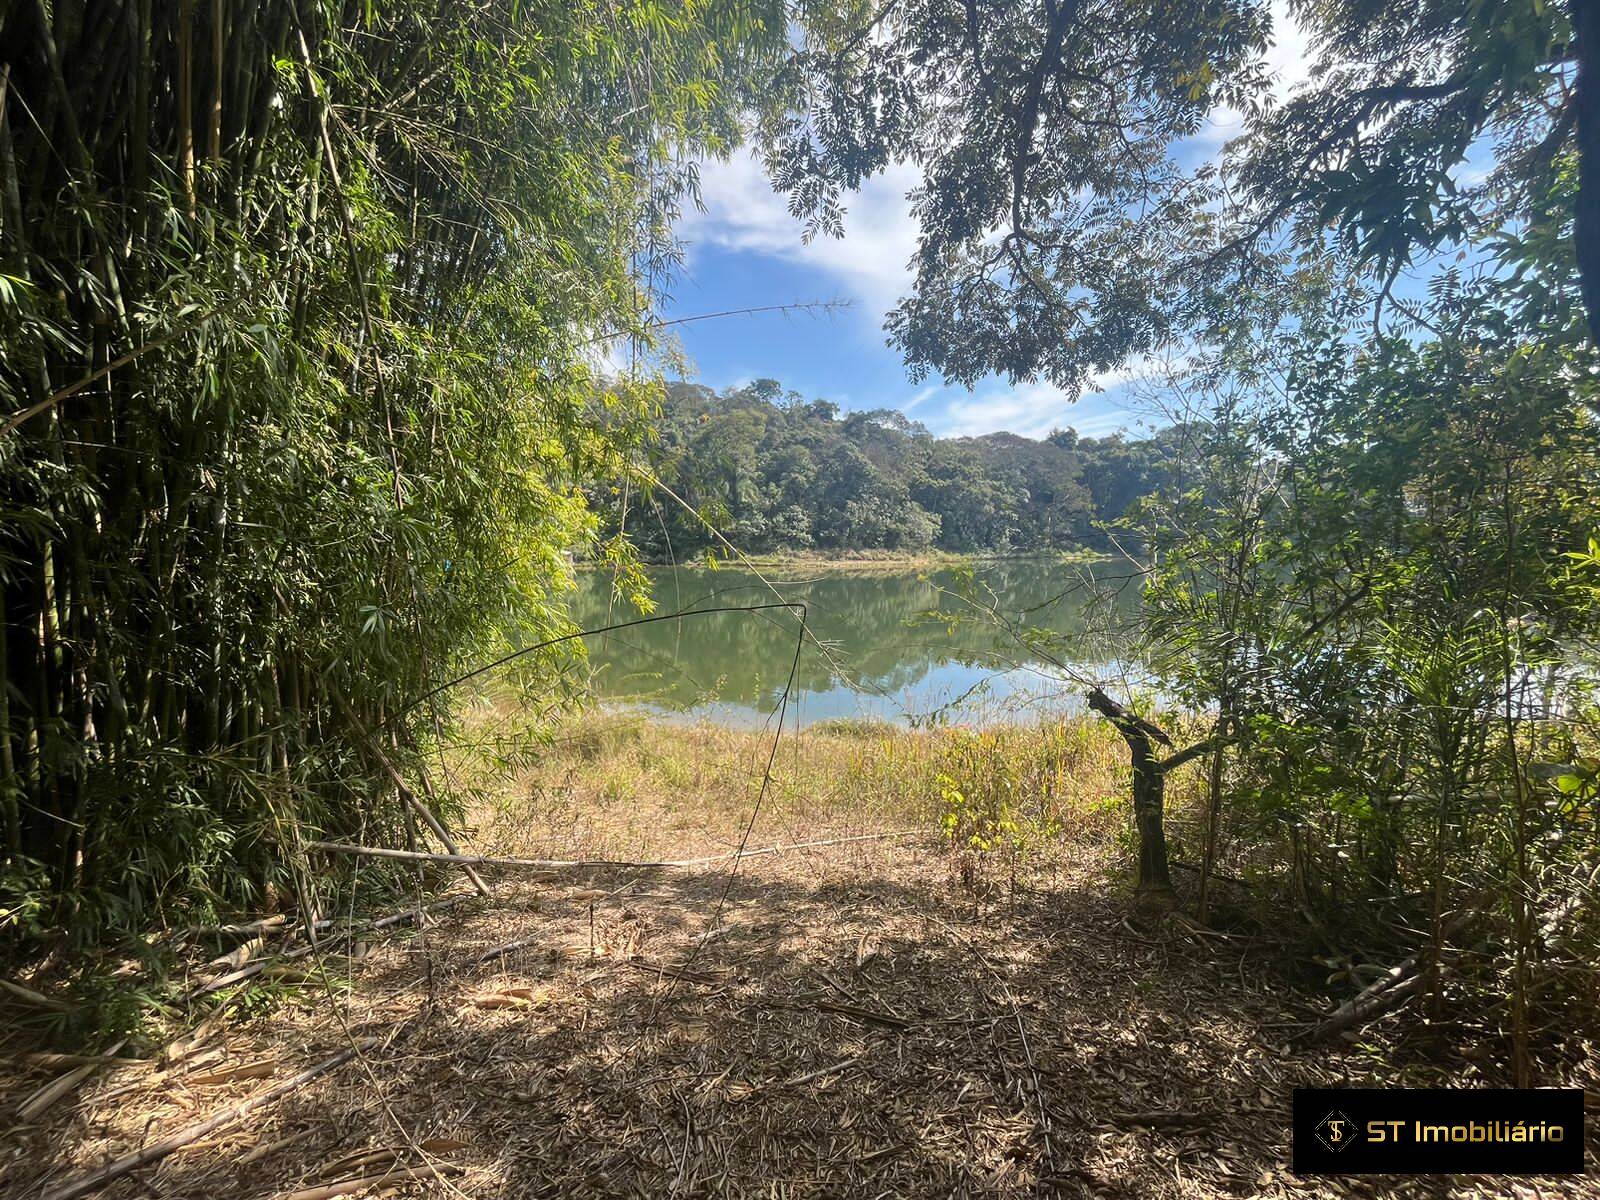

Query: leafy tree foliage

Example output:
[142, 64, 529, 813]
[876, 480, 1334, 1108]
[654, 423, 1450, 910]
[1232, 0, 1597, 337]
[603, 380, 1179, 556]
[767, 0, 1600, 388]
[1132, 265, 1600, 1071]
[767, 0, 1274, 391]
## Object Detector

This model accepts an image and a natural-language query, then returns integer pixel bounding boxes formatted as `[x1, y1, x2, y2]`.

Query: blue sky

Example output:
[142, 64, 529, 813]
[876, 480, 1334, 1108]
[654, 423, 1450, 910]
[663, 150, 1162, 442]
[656, 5, 1316, 442]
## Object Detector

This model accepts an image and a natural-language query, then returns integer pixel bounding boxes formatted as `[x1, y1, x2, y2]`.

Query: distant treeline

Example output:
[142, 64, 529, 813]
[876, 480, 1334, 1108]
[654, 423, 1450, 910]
[604, 380, 1180, 557]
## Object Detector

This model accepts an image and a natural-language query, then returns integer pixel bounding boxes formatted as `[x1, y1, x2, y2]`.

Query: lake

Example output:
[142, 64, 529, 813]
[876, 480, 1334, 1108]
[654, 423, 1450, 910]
[566, 559, 1140, 727]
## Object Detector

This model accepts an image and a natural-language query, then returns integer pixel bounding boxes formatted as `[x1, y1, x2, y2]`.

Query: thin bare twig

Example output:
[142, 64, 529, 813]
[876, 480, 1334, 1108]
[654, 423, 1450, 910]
[307, 828, 922, 871]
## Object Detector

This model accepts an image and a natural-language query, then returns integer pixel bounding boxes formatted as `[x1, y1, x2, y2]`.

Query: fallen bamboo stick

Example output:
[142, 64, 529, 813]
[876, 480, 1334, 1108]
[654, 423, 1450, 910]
[369, 894, 473, 931]
[13, 1052, 145, 1070]
[0, 978, 75, 1011]
[283, 1162, 464, 1200]
[307, 827, 925, 872]
[778, 1052, 866, 1090]
[335, 697, 491, 898]
[814, 999, 911, 1030]
[16, 1040, 127, 1122]
[1304, 966, 1429, 1041]
[624, 958, 723, 986]
[1303, 912, 1474, 1041]
[473, 935, 541, 964]
[36, 1042, 372, 1200]
[734, 1050, 873, 1103]
[185, 895, 472, 999]
[180, 914, 289, 939]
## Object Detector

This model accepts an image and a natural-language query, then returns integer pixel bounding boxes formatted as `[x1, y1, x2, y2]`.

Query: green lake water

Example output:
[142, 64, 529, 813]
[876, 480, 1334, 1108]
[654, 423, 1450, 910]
[566, 560, 1139, 727]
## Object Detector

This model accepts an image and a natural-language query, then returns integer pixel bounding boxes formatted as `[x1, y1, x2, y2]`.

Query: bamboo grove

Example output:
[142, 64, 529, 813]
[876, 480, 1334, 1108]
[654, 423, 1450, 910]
[0, 0, 787, 943]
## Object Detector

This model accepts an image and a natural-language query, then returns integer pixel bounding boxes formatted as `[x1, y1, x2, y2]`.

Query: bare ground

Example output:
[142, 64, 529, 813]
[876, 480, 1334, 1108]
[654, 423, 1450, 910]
[4, 730, 1598, 1199]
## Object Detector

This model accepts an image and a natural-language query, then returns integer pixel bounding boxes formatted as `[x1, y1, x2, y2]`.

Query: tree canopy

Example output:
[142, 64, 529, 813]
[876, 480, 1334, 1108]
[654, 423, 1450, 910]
[765, 0, 1600, 384]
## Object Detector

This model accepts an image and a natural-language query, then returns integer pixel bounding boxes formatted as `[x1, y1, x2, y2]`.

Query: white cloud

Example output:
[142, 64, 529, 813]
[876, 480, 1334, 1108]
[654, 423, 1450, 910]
[936, 387, 1049, 438]
[901, 385, 939, 413]
[931, 379, 1143, 440]
[1193, 0, 1313, 154]
[1065, 410, 1139, 438]
[921, 346, 1174, 438]
[1084, 356, 1156, 393]
[681, 152, 921, 328]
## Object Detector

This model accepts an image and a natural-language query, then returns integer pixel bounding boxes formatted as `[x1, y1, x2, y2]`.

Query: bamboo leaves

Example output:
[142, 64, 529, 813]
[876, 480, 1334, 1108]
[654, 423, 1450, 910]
[0, 0, 789, 946]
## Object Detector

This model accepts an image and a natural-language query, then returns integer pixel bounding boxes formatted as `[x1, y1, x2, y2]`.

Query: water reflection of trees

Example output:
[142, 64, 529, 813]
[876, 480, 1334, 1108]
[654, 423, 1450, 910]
[565, 563, 1138, 712]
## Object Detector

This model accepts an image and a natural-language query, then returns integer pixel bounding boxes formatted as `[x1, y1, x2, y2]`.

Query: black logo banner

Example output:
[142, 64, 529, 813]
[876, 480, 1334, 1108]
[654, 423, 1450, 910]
[1292, 1088, 1584, 1175]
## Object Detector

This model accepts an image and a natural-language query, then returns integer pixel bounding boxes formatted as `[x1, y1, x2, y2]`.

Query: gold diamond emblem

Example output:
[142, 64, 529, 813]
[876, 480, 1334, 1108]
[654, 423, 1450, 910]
[1315, 1109, 1358, 1153]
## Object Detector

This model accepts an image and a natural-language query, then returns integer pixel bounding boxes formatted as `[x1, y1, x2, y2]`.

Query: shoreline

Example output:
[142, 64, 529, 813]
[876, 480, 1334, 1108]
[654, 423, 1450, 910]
[578, 548, 1114, 574]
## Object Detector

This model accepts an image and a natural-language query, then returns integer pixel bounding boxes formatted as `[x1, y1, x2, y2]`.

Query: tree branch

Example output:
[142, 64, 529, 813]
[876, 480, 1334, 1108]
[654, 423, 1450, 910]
[1010, 0, 1080, 237]
[964, 0, 995, 98]
[1160, 733, 1230, 774]
[1086, 687, 1172, 748]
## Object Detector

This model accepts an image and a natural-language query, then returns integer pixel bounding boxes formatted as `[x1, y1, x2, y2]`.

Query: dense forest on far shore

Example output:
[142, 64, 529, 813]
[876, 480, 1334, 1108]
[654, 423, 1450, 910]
[601, 380, 1178, 558]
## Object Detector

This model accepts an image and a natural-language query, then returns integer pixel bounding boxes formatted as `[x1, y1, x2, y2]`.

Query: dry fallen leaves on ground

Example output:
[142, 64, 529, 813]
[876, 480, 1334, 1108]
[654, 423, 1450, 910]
[3, 791, 1596, 1199]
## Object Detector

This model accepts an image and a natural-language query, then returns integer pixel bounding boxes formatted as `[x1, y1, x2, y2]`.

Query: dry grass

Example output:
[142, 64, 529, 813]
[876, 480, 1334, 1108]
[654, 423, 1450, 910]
[3, 717, 1597, 1199]
[470, 715, 1129, 869]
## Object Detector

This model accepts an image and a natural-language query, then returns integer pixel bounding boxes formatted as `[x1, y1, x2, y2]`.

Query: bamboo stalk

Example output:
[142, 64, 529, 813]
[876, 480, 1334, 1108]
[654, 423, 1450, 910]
[0, 537, 16, 855]
[209, 0, 224, 166]
[333, 696, 490, 897]
[178, 0, 196, 215]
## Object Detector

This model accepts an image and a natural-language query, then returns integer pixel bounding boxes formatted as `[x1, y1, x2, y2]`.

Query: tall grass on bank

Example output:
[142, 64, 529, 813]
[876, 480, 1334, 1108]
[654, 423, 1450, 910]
[467, 713, 1150, 879]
